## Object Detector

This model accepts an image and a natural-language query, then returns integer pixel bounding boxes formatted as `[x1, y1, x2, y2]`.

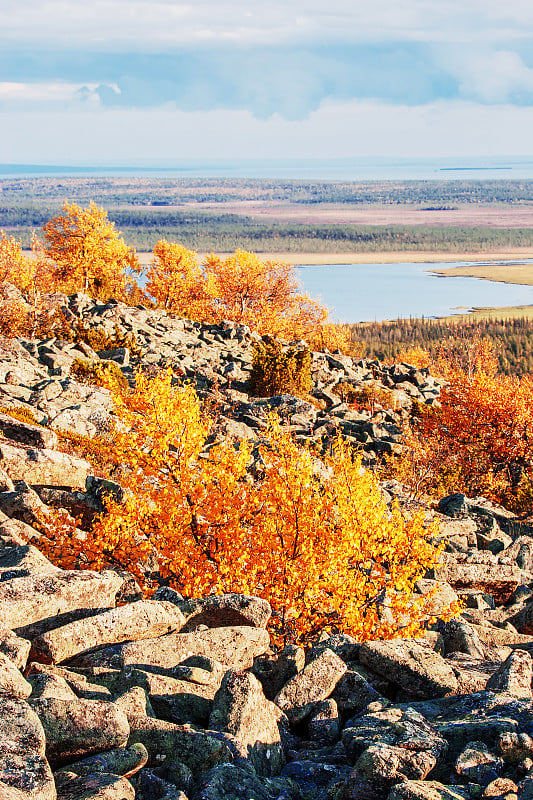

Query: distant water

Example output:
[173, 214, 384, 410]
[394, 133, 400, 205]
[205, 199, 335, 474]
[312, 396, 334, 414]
[296, 261, 533, 323]
[3, 156, 533, 181]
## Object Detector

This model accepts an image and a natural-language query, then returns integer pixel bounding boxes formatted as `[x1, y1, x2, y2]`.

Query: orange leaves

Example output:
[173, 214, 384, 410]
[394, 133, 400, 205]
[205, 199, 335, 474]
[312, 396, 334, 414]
[394, 367, 533, 511]
[146, 240, 212, 319]
[0, 231, 28, 286]
[46, 370, 445, 646]
[204, 249, 328, 339]
[43, 201, 139, 300]
[146, 242, 329, 341]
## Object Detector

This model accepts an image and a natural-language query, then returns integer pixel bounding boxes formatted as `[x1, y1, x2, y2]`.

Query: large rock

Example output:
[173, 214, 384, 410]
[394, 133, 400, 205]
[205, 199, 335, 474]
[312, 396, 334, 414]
[55, 773, 135, 800]
[54, 743, 148, 780]
[209, 670, 284, 776]
[97, 666, 220, 726]
[0, 695, 55, 800]
[486, 650, 533, 698]
[0, 651, 32, 698]
[128, 718, 232, 773]
[435, 554, 520, 604]
[0, 570, 123, 630]
[508, 600, 533, 634]
[342, 706, 447, 770]
[0, 628, 31, 670]
[0, 438, 91, 489]
[274, 647, 347, 723]
[359, 639, 458, 699]
[179, 593, 271, 630]
[387, 781, 469, 799]
[192, 763, 298, 800]
[30, 600, 186, 663]
[29, 697, 130, 766]
[252, 644, 305, 699]
[0, 412, 58, 449]
[71, 626, 270, 671]
[0, 543, 60, 579]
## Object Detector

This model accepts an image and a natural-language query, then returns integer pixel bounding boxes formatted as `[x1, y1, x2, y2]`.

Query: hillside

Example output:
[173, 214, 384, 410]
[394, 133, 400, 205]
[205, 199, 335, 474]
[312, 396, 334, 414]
[1, 294, 533, 799]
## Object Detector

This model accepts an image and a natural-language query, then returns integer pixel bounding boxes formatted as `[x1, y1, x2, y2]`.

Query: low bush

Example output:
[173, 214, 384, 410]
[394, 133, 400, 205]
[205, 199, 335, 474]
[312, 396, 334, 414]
[70, 358, 128, 393]
[249, 337, 312, 398]
[43, 369, 451, 646]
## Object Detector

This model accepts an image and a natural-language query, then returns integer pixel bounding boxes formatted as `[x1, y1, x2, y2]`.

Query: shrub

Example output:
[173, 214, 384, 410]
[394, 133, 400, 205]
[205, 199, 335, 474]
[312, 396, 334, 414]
[249, 337, 312, 398]
[67, 322, 142, 359]
[70, 358, 128, 393]
[389, 370, 533, 511]
[43, 369, 449, 646]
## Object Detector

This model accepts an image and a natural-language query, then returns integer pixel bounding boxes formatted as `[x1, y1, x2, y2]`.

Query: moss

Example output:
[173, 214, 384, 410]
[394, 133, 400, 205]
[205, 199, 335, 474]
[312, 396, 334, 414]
[70, 358, 128, 393]
[0, 405, 42, 426]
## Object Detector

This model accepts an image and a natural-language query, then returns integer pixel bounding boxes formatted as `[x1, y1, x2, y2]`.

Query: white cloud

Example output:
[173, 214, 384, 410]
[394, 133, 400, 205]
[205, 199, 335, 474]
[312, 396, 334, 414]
[444, 50, 533, 103]
[0, 81, 119, 109]
[2, 99, 533, 162]
[3, 0, 533, 49]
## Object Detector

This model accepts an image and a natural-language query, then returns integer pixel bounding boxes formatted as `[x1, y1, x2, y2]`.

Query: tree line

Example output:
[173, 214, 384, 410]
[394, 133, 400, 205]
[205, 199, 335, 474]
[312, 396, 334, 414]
[345, 317, 533, 376]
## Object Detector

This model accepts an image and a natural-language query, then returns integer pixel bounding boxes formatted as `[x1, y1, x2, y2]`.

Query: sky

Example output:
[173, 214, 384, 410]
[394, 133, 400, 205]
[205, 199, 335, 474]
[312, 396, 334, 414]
[2, 0, 533, 163]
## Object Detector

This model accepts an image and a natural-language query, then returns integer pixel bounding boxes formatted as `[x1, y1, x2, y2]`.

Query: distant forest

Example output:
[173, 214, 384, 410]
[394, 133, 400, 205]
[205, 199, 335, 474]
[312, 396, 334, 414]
[346, 317, 533, 377]
[4, 176, 533, 205]
[2, 177, 533, 252]
[0, 205, 533, 253]
[2, 204, 533, 253]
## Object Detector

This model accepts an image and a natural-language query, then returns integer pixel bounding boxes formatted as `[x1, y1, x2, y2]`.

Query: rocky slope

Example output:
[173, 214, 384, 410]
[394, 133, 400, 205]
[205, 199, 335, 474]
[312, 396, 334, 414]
[1, 294, 533, 800]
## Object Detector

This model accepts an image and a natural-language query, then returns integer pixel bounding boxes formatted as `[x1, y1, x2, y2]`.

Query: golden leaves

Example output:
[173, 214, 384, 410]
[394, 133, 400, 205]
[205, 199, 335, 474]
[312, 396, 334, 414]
[45, 370, 445, 646]
[146, 242, 328, 341]
[43, 201, 139, 300]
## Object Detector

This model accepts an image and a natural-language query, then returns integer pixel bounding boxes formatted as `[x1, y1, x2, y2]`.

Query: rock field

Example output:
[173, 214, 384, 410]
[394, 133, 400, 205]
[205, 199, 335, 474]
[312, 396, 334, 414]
[0, 293, 533, 799]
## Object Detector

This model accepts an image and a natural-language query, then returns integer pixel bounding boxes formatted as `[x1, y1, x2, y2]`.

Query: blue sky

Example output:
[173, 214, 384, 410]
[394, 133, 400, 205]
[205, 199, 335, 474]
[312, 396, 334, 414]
[2, 0, 533, 162]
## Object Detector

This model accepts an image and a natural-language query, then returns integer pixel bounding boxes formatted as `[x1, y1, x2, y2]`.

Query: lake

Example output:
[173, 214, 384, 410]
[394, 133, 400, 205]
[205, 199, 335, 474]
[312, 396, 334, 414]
[295, 261, 533, 323]
[4, 155, 533, 180]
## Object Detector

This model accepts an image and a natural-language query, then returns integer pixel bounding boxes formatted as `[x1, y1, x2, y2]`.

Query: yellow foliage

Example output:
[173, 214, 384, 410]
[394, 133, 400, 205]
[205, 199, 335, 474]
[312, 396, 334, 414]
[43, 201, 139, 300]
[0, 231, 29, 287]
[432, 332, 499, 380]
[307, 323, 367, 357]
[203, 250, 328, 339]
[146, 240, 212, 319]
[70, 358, 129, 393]
[392, 346, 431, 369]
[146, 242, 329, 342]
[44, 370, 446, 645]
[0, 406, 41, 426]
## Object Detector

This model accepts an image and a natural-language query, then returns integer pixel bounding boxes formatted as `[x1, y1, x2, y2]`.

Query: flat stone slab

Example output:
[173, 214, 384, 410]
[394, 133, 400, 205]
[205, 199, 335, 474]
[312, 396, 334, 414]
[435, 558, 520, 604]
[0, 438, 91, 489]
[70, 625, 270, 671]
[0, 570, 123, 630]
[0, 413, 58, 449]
[359, 639, 458, 699]
[30, 600, 186, 664]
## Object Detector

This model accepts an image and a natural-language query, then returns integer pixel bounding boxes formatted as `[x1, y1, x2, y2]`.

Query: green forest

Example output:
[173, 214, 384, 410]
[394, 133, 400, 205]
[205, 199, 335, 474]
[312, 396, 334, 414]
[346, 316, 533, 376]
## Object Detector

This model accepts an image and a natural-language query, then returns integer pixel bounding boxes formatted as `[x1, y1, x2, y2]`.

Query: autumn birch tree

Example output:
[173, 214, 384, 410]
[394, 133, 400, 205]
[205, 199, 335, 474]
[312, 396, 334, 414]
[43, 201, 139, 300]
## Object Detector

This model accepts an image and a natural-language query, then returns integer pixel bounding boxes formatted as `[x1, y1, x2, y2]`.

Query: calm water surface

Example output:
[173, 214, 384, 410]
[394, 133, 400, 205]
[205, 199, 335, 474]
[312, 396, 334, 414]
[296, 261, 533, 323]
